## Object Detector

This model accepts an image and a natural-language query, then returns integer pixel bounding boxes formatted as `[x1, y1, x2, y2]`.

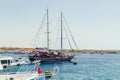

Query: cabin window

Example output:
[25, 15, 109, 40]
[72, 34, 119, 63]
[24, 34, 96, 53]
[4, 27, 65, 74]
[1, 60, 7, 64]
[8, 60, 11, 65]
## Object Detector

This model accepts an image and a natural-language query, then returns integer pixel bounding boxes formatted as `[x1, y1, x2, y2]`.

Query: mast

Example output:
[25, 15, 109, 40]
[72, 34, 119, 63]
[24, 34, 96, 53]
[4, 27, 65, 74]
[61, 12, 63, 52]
[47, 9, 49, 49]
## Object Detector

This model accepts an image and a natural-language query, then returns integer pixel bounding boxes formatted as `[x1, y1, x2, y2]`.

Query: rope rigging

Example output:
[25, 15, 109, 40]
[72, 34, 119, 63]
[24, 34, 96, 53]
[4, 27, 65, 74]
[33, 11, 47, 47]
[62, 14, 79, 50]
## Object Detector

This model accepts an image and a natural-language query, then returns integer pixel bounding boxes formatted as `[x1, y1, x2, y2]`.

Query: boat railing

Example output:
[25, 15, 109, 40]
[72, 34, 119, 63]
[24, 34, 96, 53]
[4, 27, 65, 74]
[17, 61, 40, 74]
[53, 66, 59, 76]
[45, 66, 59, 80]
[17, 65, 60, 80]
[0, 61, 60, 80]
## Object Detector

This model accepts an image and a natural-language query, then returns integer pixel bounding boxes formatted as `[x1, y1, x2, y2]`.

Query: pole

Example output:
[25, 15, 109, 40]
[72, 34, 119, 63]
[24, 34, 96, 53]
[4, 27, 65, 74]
[47, 9, 49, 49]
[61, 12, 63, 52]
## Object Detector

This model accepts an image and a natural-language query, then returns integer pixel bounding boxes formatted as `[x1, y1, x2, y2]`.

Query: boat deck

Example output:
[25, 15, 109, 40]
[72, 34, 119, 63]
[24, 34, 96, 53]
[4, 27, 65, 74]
[0, 73, 45, 80]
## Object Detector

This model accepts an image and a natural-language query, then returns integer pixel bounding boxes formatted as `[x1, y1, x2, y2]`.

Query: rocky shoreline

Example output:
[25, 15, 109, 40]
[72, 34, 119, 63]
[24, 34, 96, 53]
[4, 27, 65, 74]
[0, 47, 120, 54]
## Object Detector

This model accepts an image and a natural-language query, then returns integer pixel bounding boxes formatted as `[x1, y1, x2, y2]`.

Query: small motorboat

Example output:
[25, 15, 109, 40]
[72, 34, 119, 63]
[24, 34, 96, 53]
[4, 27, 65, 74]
[0, 56, 30, 70]
[72, 61, 78, 65]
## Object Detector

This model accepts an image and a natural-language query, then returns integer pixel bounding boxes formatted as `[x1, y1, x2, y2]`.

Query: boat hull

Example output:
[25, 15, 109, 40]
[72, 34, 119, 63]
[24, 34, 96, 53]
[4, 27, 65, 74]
[29, 56, 74, 63]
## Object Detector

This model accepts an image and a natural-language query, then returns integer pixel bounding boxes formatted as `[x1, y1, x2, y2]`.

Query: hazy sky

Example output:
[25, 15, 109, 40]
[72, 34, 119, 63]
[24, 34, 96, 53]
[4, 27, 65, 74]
[0, 0, 120, 50]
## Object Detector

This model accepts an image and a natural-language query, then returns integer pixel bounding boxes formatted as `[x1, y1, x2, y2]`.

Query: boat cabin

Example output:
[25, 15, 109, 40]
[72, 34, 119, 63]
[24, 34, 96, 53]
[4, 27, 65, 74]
[0, 56, 13, 66]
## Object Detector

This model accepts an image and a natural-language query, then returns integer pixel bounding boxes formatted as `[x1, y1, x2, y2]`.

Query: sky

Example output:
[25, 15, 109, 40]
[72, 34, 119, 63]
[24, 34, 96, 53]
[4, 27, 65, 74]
[0, 0, 120, 50]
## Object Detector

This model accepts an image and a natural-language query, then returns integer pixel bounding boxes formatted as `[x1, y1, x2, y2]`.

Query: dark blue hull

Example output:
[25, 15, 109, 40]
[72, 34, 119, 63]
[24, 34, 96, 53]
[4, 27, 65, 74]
[29, 56, 74, 63]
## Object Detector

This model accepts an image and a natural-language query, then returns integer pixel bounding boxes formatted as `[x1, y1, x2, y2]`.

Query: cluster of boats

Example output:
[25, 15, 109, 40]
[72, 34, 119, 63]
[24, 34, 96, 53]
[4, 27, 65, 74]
[0, 54, 60, 80]
[0, 45, 75, 80]
[0, 9, 77, 80]
[0, 50, 76, 80]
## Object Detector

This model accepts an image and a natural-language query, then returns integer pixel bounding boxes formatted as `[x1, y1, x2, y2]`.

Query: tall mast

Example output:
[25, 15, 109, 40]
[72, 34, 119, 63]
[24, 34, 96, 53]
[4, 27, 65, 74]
[61, 12, 63, 51]
[47, 9, 49, 49]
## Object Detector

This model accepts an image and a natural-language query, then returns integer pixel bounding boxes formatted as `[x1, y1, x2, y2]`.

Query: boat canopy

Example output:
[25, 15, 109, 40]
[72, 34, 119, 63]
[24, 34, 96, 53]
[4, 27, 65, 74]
[35, 47, 49, 50]
[0, 56, 13, 61]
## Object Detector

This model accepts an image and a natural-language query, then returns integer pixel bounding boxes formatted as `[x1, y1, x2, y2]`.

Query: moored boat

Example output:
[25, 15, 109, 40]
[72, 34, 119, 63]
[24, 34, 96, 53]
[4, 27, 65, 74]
[0, 55, 30, 71]
[29, 51, 74, 63]
[0, 61, 59, 80]
[29, 9, 77, 63]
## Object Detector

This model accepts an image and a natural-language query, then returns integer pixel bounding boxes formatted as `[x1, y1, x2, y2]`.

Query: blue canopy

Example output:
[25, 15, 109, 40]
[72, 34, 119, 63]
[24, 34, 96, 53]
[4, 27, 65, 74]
[35, 47, 49, 50]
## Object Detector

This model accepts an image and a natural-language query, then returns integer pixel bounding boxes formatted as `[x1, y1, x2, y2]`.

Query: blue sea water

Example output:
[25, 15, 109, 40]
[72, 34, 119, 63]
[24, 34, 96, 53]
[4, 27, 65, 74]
[1, 53, 120, 80]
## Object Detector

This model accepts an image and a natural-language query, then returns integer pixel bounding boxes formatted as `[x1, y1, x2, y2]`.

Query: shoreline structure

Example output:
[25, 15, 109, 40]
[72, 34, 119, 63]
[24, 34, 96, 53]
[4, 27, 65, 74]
[0, 47, 120, 54]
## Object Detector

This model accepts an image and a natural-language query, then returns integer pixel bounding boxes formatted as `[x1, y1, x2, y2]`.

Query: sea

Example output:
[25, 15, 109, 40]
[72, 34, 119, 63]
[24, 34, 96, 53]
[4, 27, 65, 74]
[1, 52, 120, 80]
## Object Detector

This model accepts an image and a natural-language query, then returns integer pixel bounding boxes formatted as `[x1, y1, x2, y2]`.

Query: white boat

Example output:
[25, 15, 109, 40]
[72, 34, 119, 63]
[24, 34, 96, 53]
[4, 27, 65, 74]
[0, 73, 46, 80]
[0, 56, 30, 70]
[0, 62, 59, 80]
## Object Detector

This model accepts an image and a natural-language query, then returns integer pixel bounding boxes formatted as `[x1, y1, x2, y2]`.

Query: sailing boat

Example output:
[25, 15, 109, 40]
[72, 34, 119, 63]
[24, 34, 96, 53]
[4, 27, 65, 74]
[29, 10, 75, 63]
